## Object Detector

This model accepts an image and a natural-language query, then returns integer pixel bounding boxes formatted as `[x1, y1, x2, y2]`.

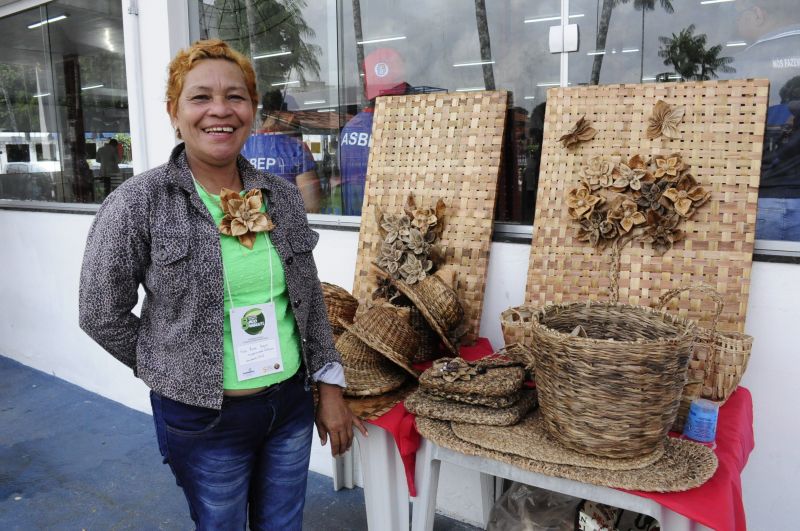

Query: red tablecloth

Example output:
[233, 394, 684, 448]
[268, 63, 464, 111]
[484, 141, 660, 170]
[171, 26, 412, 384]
[366, 339, 754, 531]
[366, 337, 495, 496]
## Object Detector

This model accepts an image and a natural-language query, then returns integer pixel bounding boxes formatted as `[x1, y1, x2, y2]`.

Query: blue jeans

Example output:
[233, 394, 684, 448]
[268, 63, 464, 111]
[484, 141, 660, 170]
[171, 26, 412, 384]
[150, 373, 314, 531]
[756, 197, 800, 241]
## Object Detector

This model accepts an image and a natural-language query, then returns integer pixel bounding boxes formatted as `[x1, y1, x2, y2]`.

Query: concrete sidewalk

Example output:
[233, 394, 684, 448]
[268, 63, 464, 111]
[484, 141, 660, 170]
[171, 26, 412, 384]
[0, 355, 478, 530]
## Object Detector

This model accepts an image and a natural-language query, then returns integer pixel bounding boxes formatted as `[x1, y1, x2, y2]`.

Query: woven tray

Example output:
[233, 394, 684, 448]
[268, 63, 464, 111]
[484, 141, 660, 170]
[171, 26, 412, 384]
[352, 91, 508, 344]
[525, 80, 768, 333]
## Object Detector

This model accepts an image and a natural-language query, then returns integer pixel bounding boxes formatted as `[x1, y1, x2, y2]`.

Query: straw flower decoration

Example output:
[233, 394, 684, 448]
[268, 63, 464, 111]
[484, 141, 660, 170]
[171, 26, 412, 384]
[582, 155, 615, 190]
[566, 181, 603, 219]
[661, 173, 710, 217]
[559, 116, 597, 149]
[569, 150, 711, 256]
[647, 100, 685, 140]
[433, 357, 479, 382]
[610, 155, 653, 192]
[373, 193, 445, 290]
[218, 188, 274, 249]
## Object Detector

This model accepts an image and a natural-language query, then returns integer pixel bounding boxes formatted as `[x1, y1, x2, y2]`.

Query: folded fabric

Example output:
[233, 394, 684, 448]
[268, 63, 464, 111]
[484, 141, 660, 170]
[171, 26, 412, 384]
[405, 389, 537, 426]
[424, 388, 523, 408]
[419, 358, 525, 397]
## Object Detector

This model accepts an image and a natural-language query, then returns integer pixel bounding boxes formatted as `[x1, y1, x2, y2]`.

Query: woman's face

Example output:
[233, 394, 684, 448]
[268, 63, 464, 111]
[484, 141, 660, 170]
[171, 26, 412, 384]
[170, 59, 255, 169]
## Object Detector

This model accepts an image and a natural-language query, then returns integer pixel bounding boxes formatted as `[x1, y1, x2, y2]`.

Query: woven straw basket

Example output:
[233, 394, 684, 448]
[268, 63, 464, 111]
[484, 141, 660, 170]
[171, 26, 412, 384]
[500, 306, 536, 370]
[531, 301, 696, 459]
[321, 282, 358, 337]
[656, 284, 754, 404]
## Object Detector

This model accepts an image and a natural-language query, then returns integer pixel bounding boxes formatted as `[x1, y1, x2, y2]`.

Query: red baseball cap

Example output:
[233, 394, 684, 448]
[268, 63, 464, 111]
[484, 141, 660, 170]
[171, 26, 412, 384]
[364, 48, 406, 100]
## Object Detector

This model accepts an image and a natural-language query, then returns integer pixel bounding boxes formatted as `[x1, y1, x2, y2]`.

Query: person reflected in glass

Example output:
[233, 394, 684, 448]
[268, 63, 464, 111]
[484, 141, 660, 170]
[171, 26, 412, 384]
[340, 47, 408, 216]
[68, 142, 94, 203]
[732, 1, 800, 241]
[96, 138, 120, 198]
[522, 102, 546, 224]
[79, 39, 365, 530]
[758, 77, 800, 241]
[242, 89, 321, 212]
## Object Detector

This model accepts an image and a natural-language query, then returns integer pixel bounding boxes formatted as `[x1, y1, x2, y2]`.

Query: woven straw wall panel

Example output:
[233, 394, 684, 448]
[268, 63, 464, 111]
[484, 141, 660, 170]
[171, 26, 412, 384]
[352, 91, 508, 343]
[525, 80, 769, 333]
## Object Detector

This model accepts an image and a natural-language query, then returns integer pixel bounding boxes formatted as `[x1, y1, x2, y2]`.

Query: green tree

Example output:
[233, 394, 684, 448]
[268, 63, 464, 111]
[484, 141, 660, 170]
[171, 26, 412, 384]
[658, 25, 735, 81]
[203, 0, 321, 92]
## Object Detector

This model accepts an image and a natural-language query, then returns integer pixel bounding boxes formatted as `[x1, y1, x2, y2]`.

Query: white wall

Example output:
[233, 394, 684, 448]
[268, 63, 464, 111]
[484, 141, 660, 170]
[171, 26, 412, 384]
[0, 208, 798, 528]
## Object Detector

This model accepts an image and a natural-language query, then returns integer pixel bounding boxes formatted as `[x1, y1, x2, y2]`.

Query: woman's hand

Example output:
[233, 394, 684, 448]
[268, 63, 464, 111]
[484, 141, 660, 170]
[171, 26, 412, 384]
[315, 382, 368, 456]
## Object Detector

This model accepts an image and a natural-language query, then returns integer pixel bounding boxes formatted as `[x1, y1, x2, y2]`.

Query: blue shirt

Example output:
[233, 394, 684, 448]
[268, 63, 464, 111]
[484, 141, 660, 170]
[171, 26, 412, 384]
[242, 133, 315, 185]
[339, 110, 374, 186]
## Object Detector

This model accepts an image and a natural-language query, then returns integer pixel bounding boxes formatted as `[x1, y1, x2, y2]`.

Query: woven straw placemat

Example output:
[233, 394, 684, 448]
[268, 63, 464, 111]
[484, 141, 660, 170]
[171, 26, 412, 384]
[525, 80, 768, 333]
[352, 91, 508, 344]
[406, 390, 536, 426]
[416, 417, 718, 492]
[451, 409, 664, 471]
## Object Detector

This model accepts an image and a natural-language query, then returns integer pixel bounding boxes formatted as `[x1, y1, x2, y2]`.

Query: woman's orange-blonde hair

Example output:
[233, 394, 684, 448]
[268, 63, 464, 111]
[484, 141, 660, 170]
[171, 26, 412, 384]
[166, 39, 258, 116]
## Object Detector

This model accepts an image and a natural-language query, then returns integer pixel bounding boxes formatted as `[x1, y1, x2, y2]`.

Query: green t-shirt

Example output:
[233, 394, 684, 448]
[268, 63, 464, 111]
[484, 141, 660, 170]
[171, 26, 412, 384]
[194, 181, 302, 389]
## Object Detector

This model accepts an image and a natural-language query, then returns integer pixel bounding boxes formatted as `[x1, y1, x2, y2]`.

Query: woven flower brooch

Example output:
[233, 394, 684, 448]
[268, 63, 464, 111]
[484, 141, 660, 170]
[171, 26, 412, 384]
[218, 188, 275, 249]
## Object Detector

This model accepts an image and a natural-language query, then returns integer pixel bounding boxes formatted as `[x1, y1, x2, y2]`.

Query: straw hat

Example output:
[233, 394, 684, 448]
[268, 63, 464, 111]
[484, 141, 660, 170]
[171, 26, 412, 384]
[336, 330, 407, 397]
[343, 303, 421, 377]
[416, 416, 718, 492]
[406, 389, 537, 426]
[385, 266, 465, 356]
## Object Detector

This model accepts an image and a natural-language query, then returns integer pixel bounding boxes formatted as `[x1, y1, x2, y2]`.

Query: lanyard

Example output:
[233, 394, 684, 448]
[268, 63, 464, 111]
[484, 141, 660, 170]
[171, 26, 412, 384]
[222, 232, 274, 308]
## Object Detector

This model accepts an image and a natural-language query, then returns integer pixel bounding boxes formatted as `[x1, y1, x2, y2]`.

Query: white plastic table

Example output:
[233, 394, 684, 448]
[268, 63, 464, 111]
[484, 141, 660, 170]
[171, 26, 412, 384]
[411, 437, 713, 531]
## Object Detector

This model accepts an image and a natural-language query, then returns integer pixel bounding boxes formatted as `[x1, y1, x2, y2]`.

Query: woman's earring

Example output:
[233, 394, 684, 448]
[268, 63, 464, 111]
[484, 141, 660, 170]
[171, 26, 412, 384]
[175, 127, 182, 139]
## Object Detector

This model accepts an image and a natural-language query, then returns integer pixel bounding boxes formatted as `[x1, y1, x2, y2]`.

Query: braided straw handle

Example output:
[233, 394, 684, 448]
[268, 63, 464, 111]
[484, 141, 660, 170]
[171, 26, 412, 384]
[655, 282, 725, 335]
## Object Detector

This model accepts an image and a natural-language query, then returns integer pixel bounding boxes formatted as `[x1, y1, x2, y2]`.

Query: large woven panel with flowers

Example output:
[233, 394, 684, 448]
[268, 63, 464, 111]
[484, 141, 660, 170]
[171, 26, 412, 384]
[352, 91, 508, 344]
[525, 80, 768, 333]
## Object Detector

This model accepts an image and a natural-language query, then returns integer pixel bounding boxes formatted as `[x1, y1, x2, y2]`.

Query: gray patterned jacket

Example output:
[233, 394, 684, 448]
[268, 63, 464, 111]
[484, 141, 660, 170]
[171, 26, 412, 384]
[79, 143, 340, 409]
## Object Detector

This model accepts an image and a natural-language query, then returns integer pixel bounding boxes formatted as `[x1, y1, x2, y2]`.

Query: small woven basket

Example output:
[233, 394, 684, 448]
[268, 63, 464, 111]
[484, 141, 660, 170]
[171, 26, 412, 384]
[321, 282, 358, 337]
[656, 283, 754, 404]
[500, 306, 536, 370]
[531, 301, 696, 459]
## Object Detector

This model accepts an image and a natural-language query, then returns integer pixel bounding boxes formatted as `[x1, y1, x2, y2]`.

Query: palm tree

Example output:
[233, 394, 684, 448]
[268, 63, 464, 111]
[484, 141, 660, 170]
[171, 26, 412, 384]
[657, 25, 735, 81]
[590, 0, 674, 85]
[202, 0, 321, 89]
[474, 0, 495, 90]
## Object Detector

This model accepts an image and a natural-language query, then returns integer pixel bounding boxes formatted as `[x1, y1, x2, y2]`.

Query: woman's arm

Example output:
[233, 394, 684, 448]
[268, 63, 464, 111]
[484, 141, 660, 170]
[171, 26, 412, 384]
[295, 170, 322, 213]
[79, 192, 148, 370]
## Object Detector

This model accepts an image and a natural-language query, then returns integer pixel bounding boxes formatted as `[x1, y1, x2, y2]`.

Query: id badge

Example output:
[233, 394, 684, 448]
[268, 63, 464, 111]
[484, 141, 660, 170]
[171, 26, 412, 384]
[229, 302, 284, 381]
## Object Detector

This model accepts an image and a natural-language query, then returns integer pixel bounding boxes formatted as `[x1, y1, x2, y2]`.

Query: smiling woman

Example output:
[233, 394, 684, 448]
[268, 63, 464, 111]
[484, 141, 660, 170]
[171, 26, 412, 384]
[78, 39, 366, 530]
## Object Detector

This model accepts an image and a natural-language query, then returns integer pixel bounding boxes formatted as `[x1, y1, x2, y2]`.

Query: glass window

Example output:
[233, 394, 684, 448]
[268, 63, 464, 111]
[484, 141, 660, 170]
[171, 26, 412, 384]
[338, 0, 561, 223]
[198, 0, 340, 214]
[0, 1, 131, 204]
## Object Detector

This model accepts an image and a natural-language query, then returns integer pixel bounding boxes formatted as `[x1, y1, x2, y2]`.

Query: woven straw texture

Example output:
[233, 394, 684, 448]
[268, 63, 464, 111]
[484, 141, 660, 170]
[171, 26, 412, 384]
[417, 417, 718, 492]
[531, 302, 696, 459]
[452, 410, 664, 471]
[406, 390, 537, 426]
[525, 80, 768, 333]
[346, 382, 417, 421]
[321, 282, 358, 337]
[419, 364, 525, 398]
[425, 388, 523, 408]
[352, 91, 508, 344]
[657, 283, 754, 403]
[344, 304, 421, 377]
[336, 330, 406, 397]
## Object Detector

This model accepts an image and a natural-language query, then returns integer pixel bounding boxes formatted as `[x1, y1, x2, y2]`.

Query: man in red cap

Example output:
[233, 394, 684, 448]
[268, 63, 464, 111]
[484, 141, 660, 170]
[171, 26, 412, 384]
[339, 48, 408, 215]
